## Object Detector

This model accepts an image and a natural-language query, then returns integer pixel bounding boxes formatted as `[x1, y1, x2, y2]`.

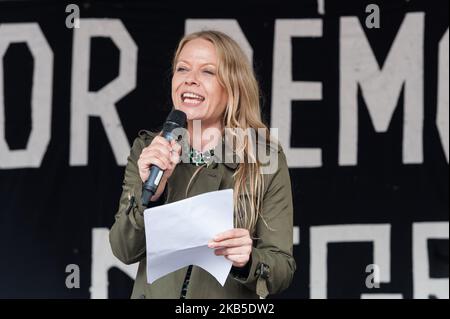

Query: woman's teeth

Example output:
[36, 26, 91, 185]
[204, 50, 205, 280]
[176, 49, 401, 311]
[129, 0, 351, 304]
[183, 98, 202, 105]
[181, 92, 205, 105]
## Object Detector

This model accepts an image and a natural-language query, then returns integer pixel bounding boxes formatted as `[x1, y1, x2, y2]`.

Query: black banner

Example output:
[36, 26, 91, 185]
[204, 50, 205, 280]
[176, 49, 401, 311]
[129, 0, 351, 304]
[0, 0, 448, 298]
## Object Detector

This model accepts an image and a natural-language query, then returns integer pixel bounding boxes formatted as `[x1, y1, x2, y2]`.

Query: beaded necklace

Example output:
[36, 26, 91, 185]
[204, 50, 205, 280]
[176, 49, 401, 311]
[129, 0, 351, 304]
[188, 147, 216, 167]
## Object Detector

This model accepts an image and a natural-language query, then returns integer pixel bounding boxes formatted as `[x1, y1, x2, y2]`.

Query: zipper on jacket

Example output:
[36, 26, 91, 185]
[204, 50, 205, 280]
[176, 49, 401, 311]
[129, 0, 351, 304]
[179, 265, 193, 299]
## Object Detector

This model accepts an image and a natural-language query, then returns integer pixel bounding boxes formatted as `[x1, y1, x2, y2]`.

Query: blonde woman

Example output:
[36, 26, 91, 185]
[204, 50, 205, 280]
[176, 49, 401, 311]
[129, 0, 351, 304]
[109, 30, 296, 299]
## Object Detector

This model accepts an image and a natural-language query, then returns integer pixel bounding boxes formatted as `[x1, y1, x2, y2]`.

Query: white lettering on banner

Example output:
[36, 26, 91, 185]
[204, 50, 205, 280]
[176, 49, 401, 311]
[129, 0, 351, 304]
[0, 23, 53, 168]
[185, 19, 253, 62]
[91, 228, 137, 299]
[361, 293, 403, 299]
[413, 222, 449, 299]
[317, 0, 325, 15]
[70, 19, 136, 166]
[339, 13, 425, 166]
[0, 16, 447, 169]
[293, 226, 300, 245]
[310, 224, 391, 299]
[98, 222, 448, 298]
[437, 29, 449, 163]
[272, 20, 323, 168]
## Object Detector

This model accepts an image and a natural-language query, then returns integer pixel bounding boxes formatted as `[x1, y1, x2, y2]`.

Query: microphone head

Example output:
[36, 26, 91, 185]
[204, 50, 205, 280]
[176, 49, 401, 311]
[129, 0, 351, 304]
[166, 109, 187, 128]
[162, 109, 187, 137]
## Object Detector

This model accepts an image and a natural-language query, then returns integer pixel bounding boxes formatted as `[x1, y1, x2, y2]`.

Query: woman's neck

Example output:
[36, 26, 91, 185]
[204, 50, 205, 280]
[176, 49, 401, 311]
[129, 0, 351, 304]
[187, 120, 223, 152]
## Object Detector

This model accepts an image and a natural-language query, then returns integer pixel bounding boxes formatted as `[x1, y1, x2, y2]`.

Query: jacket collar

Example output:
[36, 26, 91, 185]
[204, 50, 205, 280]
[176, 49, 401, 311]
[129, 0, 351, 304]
[216, 135, 239, 170]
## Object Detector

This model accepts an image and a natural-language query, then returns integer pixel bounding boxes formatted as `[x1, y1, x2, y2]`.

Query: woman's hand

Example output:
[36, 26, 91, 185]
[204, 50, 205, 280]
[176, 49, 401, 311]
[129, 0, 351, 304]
[137, 135, 181, 200]
[208, 228, 253, 268]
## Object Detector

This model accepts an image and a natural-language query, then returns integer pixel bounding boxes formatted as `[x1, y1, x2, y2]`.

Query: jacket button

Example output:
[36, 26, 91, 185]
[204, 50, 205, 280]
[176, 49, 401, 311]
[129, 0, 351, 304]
[139, 294, 146, 299]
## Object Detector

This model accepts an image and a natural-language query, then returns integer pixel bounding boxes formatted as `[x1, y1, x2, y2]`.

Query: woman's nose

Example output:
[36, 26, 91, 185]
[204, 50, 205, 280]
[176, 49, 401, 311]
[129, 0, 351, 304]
[185, 70, 199, 86]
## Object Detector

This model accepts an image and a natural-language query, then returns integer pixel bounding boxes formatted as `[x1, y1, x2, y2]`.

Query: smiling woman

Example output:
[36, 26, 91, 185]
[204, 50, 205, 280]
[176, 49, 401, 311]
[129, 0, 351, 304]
[109, 30, 296, 299]
[171, 37, 228, 132]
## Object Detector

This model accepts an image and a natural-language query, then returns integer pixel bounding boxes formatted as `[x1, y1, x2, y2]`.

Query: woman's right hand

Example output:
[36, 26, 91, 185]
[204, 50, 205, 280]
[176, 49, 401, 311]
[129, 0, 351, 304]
[137, 135, 182, 200]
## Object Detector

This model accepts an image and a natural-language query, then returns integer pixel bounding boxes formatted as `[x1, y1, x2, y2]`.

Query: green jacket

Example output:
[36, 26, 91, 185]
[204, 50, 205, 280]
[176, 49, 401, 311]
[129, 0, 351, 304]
[109, 130, 296, 299]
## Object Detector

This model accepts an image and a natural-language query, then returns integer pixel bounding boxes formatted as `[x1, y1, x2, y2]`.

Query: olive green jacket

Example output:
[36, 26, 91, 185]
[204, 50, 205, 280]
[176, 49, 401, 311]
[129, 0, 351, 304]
[109, 130, 296, 299]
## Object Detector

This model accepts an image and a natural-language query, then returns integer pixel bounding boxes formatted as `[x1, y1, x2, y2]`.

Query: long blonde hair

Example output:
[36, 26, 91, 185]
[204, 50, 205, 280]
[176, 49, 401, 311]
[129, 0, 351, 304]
[172, 30, 271, 234]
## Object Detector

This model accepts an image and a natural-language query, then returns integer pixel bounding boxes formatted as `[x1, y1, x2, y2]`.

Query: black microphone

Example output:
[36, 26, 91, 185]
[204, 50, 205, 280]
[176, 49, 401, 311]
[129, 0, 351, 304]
[141, 109, 187, 207]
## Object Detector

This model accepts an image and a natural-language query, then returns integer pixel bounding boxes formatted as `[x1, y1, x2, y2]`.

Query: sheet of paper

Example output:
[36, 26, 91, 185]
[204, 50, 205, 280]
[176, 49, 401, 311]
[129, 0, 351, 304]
[144, 188, 233, 286]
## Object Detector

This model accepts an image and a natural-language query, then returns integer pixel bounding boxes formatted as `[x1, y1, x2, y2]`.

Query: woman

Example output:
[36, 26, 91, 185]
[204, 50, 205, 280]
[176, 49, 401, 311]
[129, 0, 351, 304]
[109, 30, 296, 299]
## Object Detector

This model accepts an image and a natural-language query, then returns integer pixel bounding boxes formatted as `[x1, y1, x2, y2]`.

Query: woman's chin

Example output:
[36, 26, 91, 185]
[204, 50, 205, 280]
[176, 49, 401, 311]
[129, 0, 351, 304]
[178, 107, 205, 121]
[186, 115, 204, 122]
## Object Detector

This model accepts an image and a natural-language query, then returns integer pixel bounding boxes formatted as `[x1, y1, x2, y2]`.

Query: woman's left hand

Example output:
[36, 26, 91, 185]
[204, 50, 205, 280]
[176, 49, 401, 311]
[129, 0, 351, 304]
[208, 228, 253, 268]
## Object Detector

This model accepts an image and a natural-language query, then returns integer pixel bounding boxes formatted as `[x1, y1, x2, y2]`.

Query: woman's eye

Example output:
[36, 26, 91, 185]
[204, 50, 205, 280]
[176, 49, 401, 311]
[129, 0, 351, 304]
[203, 70, 215, 75]
[176, 67, 187, 72]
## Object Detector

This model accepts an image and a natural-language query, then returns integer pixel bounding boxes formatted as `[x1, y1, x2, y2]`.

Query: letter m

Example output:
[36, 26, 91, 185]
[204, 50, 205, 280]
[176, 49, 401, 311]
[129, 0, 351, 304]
[339, 13, 424, 165]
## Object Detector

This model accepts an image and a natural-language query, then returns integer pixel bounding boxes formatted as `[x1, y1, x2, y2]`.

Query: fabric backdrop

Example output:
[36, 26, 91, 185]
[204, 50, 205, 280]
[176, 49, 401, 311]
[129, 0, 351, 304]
[0, 0, 448, 298]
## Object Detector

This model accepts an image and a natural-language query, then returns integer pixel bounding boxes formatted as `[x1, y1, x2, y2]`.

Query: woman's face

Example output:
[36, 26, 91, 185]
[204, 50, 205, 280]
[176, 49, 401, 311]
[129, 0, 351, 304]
[172, 38, 228, 127]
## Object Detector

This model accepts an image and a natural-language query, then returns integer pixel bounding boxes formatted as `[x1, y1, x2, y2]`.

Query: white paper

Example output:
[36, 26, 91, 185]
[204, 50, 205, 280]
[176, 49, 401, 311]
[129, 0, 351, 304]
[143, 189, 234, 286]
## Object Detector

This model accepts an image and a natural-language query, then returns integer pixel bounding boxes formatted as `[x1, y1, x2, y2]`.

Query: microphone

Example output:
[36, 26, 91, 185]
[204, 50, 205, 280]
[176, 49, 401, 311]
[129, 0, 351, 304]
[141, 109, 187, 207]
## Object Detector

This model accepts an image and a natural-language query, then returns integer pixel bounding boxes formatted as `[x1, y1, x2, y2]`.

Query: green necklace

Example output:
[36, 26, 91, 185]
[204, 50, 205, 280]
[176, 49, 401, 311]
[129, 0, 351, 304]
[189, 148, 215, 167]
